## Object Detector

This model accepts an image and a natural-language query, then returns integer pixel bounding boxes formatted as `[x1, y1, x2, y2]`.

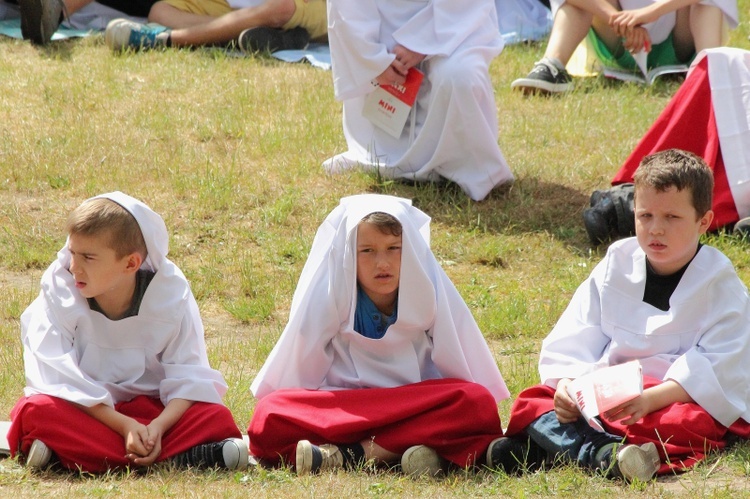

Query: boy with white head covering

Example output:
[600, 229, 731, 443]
[8, 192, 247, 472]
[248, 194, 510, 476]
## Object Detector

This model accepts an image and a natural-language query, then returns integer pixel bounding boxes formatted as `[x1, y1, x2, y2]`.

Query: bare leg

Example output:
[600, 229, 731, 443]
[671, 3, 724, 61]
[543, 0, 621, 66]
[361, 440, 400, 464]
[63, 0, 94, 14]
[148, 2, 215, 28]
[162, 0, 296, 47]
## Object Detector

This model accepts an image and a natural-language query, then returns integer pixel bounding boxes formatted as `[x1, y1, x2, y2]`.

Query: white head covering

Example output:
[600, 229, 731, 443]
[251, 194, 509, 402]
[21, 192, 227, 407]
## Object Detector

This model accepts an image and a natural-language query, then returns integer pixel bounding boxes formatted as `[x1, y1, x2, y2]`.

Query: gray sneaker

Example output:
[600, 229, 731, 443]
[18, 0, 65, 45]
[295, 440, 343, 475]
[615, 442, 660, 482]
[26, 439, 52, 469]
[238, 26, 310, 54]
[511, 59, 573, 95]
[400, 445, 446, 477]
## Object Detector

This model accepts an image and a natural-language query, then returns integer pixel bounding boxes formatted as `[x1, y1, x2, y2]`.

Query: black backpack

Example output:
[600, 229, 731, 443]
[582, 183, 635, 245]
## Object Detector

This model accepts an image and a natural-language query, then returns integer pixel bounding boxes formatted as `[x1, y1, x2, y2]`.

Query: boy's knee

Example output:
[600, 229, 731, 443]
[263, 0, 297, 27]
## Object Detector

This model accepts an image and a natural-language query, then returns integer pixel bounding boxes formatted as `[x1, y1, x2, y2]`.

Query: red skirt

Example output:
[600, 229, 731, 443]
[612, 56, 738, 231]
[505, 377, 750, 474]
[247, 378, 503, 467]
[8, 394, 242, 473]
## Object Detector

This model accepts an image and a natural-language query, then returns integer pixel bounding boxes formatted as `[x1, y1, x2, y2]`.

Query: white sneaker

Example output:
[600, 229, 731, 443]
[105, 18, 170, 52]
[221, 437, 249, 470]
[400, 445, 446, 477]
[26, 439, 52, 469]
[616, 442, 660, 482]
[295, 440, 343, 475]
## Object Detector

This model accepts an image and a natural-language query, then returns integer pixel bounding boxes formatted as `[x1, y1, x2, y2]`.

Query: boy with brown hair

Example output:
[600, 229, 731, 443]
[490, 149, 750, 481]
[247, 194, 509, 476]
[7, 192, 247, 472]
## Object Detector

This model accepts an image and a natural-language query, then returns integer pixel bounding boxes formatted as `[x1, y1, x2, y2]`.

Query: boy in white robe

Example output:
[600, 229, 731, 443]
[491, 150, 750, 482]
[323, 1, 515, 202]
[7, 192, 247, 472]
[247, 194, 509, 476]
[511, 0, 737, 94]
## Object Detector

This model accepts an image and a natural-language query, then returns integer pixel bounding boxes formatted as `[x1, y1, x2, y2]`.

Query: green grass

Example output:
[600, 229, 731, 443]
[1, 13, 750, 496]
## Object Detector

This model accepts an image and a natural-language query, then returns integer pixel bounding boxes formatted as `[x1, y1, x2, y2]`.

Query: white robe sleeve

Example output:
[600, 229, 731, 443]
[158, 297, 228, 405]
[21, 294, 113, 407]
[664, 258, 750, 426]
[538, 258, 612, 387]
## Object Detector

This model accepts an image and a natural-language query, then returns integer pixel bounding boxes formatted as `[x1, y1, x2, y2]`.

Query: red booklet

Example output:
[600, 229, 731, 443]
[362, 67, 424, 138]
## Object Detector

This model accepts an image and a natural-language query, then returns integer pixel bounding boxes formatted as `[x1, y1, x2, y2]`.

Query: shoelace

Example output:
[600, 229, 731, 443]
[531, 60, 559, 78]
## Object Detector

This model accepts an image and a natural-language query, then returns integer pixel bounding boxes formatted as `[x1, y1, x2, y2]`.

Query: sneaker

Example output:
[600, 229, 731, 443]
[511, 59, 573, 95]
[614, 442, 660, 482]
[734, 217, 750, 238]
[18, 0, 65, 45]
[238, 26, 310, 54]
[26, 439, 52, 469]
[174, 438, 249, 470]
[105, 19, 170, 52]
[486, 436, 545, 474]
[295, 440, 343, 475]
[400, 445, 446, 477]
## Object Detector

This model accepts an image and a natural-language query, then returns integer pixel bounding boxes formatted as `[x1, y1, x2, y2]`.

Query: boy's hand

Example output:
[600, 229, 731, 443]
[603, 393, 651, 425]
[122, 419, 152, 462]
[128, 421, 165, 466]
[554, 379, 581, 423]
[375, 45, 426, 87]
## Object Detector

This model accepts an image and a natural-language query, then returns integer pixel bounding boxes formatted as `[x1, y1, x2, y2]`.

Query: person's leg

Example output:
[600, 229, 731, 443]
[238, 0, 326, 53]
[671, 3, 724, 61]
[148, 1, 216, 29]
[169, 0, 296, 46]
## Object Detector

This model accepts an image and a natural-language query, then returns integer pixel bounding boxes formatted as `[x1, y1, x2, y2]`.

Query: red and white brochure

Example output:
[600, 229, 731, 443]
[566, 361, 643, 432]
[362, 67, 424, 138]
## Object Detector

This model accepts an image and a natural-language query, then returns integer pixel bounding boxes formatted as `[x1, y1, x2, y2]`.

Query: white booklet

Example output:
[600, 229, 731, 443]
[602, 50, 687, 85]
[566, 361, 643, 432]
[362, 67, 424, 138]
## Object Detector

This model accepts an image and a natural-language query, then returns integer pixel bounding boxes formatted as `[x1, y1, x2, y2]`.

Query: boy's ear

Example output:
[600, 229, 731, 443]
[124, 252, 143, 273]
[698, 209, 714, 234]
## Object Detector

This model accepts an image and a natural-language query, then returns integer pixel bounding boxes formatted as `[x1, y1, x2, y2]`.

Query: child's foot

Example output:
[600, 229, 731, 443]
[174, 438, 249, 470]
[18, 0, 64, 45]
[105, 19, 170, 52]
[599, 442, 660, 482]
[25, 439, 53, 469]
[295, 440, 343, 475]
[238, 27, 310, 53]
[511, 58, 573, 95]
[486, 436, 545, 474]
[400, 445, 446, 477]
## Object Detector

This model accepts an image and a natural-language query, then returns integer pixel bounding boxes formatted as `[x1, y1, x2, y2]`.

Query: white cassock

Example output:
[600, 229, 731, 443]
[251, 194, 509, 402]
[549, 0, 737, 46]
[21, 191, 227, 408]
[539, 237, 750, 427]
[323, 1, 514, 202]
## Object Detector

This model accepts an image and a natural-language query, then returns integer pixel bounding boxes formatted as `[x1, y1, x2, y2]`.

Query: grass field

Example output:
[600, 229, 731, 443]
[1, 9, 750, 497]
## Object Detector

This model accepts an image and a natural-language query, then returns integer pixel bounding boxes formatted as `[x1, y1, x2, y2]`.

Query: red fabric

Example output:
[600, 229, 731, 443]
[247, 378, 503, 468]
[613, 57, 739, 230]
[8, 395, 242, 473]
[505, 377, 750, 474]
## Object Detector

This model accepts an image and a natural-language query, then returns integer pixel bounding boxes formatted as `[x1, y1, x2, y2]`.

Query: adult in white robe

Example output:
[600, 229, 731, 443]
[323, 1, 514, 202]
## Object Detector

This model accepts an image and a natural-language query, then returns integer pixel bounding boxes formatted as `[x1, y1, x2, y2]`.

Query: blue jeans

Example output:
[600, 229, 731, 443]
[526, 411, 622, 470]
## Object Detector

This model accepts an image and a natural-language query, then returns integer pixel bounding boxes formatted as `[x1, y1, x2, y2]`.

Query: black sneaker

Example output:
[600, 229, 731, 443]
[18, 0, 65, 45]
[511, 59, 573, 95]
[174, 438, 249, 470]
[238, 26, 310, 54]
[486, 437, 546, 474]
